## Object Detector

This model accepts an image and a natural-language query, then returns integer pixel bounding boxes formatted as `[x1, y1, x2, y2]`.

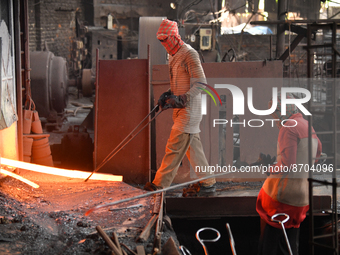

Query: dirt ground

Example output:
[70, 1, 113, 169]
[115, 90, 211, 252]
[0, 169, 178, 255]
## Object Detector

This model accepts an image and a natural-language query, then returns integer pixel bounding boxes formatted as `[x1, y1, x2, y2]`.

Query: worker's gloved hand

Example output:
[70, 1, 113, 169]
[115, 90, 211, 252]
[250, 153, 276, 166]
[157, 91, 172, 111]
[163, 94, 187, 110]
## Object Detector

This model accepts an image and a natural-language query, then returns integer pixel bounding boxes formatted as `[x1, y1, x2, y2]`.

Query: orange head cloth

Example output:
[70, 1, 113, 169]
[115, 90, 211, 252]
[157, 19, 184, 56]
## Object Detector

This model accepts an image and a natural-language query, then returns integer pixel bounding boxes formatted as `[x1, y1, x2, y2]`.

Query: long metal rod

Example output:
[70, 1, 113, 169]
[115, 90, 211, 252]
[95, 105, 159, 169]
[14, 0, 23, 162]
[94, 48, 99, 175]
[307, 23, 314, 255]
[153, 192, 164, 254]
[331, 21, 338, 255]
[307, 22, 339, 255]
[271, 213, 292, 255]
[226, 223, 237, 255]
[251, 19, 340, 25]
[85, 171, 228, 216]
[85, 106, 161, 182]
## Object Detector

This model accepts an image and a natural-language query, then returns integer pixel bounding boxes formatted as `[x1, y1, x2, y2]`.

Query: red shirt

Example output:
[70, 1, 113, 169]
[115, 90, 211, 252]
[256, 113, 322, 228]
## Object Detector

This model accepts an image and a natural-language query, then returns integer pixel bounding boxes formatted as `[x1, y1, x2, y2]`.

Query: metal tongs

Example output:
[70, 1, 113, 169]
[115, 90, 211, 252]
[271, 213, 293, 255]
[85, 105, 162, 181]
[196, 227, 221, 255]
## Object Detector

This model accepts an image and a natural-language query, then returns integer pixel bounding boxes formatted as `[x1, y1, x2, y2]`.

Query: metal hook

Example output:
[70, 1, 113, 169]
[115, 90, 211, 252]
[271, 213, 293, 255]
[196, 227, 221, 255]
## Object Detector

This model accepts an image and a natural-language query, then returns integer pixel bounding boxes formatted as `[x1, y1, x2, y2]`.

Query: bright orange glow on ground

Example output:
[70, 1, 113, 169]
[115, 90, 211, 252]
[0, 168, 40, 188]
[1, 158, 123, 182]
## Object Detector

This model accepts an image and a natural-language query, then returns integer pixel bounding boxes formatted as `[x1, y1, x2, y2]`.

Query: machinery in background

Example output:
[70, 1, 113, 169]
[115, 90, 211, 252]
[30, 50, 69, 120]
[199, 28, 212, 50]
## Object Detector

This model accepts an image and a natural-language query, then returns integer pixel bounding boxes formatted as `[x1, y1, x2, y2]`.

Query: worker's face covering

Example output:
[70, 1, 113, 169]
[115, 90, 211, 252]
[157, 19, 184, 56]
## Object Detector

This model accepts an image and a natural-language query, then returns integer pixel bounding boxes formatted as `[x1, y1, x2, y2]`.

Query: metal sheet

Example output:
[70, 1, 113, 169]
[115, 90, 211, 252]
[95, 59, 150, 183]
[152, 61, 282, 184]
[138, 17, 167, 67]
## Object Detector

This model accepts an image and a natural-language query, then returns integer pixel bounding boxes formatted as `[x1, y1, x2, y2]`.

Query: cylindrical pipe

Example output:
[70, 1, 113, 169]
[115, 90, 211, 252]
[14, 0, 23, 163]
[94, 49, 99, 171]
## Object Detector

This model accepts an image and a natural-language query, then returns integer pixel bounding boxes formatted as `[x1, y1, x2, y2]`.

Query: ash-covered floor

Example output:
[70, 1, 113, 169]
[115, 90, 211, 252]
[0, 167, 336, 254]
[0, 166, 264, 255]
[0, 169, 181, 255]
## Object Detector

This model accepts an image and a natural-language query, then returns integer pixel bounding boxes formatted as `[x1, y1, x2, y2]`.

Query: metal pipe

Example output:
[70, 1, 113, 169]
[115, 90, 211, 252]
[331, 21, 338, 254]
[306, 23, 315, 255]
[94, 48, 99, 174]
[85, 171, 230, 216]
[13, 0, 23, 162]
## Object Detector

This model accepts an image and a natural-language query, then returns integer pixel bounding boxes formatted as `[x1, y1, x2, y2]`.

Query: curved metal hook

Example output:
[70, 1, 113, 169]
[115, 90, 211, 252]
[271, 213, 293, 255]
[196, 227, 221, 255]
[271, 213, 290, 224]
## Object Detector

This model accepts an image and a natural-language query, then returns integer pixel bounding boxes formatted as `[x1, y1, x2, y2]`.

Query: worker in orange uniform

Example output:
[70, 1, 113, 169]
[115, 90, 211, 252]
[256, 92, 322, 255]
[144, 19, 216, 196]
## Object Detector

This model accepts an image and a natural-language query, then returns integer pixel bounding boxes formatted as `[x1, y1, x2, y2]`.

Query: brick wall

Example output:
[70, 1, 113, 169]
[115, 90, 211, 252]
[28, 0, 85, 72]
[27, 0, 177, 77]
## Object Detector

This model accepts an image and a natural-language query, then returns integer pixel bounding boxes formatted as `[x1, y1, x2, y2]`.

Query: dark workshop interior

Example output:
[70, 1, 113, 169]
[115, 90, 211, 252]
[0, 0, 340, 254]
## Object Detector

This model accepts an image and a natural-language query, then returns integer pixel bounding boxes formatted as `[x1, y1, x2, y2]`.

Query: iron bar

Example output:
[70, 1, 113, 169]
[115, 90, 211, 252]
[331, 21, 338, 254]
[94, 48, 99, 174]
[14, 0, 23, 162]
[307, 23, 314, 255]
[85, 171, 229, 215]
[251, 19, 340, 25]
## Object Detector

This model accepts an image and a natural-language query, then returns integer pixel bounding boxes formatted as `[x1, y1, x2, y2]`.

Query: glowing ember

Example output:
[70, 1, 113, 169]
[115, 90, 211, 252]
[1, 157, 123, 182]
[0, 168, 40, 188]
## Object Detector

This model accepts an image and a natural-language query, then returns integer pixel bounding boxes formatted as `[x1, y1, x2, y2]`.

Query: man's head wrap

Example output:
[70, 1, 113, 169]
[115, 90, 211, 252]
[157, 19, 184, 56]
